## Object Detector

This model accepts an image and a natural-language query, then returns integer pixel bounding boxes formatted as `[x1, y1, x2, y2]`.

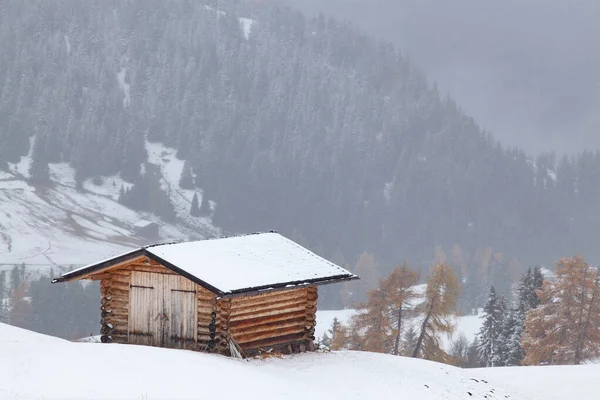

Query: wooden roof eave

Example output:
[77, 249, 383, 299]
[51, 249, 146, 283]
[218, 274, 360, 299]
[51, 248, 226, 297]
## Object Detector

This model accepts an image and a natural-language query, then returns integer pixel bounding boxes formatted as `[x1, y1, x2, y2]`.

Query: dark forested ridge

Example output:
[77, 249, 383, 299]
[1, 1, 600, 308]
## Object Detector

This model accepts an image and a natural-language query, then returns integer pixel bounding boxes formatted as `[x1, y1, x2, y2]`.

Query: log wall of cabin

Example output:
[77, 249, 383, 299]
[93, 256, 220, 350]
[224, 286, 318, 356]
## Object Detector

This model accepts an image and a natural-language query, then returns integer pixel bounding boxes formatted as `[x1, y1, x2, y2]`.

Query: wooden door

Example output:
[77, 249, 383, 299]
[128, 271, 162, 346]
[164, 275, 197, 349]
[128, 271, 197, 349]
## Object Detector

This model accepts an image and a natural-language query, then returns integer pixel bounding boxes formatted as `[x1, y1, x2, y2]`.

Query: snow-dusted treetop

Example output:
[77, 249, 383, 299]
[54, 233, 358, 297]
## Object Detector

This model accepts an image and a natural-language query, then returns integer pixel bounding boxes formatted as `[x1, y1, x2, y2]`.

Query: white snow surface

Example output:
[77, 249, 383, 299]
[145, 233, 356, 294]
[0, 322, 536, 400]
[4, 323, 600, 400]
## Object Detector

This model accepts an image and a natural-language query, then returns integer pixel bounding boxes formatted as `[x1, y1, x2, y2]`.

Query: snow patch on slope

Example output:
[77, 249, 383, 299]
[239, 17, 255, 39]
[0, 158, 217, 269]
[117, 67, 131, 107]
[145, 140, 214, 231]
[7, 136, 34, 178]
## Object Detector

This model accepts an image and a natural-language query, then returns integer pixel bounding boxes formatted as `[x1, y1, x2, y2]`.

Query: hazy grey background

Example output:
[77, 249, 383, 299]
[281, 0, 600, 154]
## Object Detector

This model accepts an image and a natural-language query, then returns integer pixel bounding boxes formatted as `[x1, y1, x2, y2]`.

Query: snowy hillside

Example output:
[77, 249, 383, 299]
[0, 140, 219, 270]
[0, 322, 525, 400]
[3, 322, 599, 399]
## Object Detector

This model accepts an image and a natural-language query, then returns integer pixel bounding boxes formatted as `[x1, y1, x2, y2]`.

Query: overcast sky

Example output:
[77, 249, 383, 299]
[282, 0, 600, 154]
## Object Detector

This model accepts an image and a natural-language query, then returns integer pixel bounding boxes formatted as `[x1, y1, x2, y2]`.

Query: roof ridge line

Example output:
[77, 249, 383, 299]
[144, 231, 279, 248]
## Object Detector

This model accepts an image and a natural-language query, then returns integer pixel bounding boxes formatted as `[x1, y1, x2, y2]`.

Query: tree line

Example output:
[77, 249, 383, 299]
[4, 0, 600, 298]
[0, 265, 98, 340]
[322, 257, 600, 367]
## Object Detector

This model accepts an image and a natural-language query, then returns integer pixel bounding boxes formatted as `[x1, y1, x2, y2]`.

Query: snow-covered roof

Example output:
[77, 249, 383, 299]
[54, 233, 358, 297]
[133, 220, 155, 228]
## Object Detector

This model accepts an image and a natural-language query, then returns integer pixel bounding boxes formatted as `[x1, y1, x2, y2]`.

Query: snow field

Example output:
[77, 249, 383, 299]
[0, 323, 519, 400]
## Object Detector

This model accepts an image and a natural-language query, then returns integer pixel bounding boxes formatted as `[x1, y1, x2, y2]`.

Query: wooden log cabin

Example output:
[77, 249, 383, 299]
[52, 232, 358, 356]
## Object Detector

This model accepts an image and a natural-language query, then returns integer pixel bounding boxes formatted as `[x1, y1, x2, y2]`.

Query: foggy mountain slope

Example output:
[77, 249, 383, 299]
[4, 0, 600, 310]
[281, 0, 600, 154]
[0, 140, 218, 268]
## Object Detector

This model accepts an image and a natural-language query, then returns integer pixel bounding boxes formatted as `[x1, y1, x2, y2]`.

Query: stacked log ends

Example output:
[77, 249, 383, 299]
[215, 298, 231, 355]
[305, 286, 318, 342]
[98, 268, 131, 344]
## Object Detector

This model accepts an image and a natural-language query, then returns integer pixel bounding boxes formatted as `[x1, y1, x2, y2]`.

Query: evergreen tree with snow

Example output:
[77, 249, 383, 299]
[190, 192, 201, 217]
[504, 304, 526, 366]
[477, 286, 506, 367]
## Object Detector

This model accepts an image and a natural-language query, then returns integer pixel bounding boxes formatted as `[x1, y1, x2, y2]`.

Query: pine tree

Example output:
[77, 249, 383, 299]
[0, 270, 7, 323]
[412, 263, 459, 362]
[402, 326, 419, 356]
[523, 256, 600, 365]
[179, 161, 195, 189]
[503, 304, 525, 366]
[320, 317, 340, 348]
[28, 136, 51, 186]
[501, 267, 544, 366]
[10, 265, 22, 294]
[330, 319, 349, 351]
[477, 286, 506, 367]
[199, 192, 211, 216]
[190, 192, 201, 217]
[466, 338, 483, 368]
[8, 281, 30, 329]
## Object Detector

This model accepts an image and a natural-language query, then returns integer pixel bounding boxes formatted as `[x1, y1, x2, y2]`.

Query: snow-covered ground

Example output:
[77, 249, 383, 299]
[478, 364, 600, 400]
[3, 322, 599, 399]
[0, 322, 522, 400]
[0, 141, 219, 271]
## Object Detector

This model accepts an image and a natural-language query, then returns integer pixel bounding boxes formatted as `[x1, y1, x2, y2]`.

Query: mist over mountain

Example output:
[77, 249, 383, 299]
[3, 0, 600, 310]
[280, 0, 600, 154]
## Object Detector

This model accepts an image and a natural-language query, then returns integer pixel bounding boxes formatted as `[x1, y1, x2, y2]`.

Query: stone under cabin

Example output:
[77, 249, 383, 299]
[53, 232, 358, 357]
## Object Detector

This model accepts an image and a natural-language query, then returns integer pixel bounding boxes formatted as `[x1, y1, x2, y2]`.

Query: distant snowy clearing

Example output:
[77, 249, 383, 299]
[316, 309, 483, 351]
